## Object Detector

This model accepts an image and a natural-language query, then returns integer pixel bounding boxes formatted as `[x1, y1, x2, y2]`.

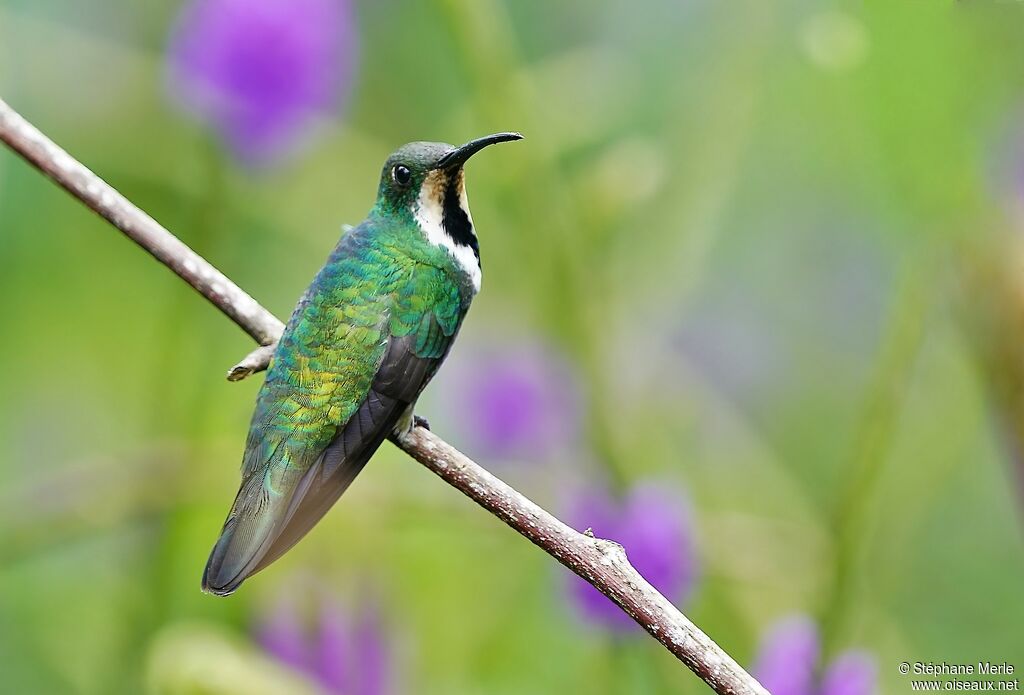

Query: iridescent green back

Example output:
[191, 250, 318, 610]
[202, 213, 473, 594]
[248, 215, 469, 480]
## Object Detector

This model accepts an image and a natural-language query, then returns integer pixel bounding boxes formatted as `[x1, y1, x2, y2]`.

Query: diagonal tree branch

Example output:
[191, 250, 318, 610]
[0, 97, 768, 695]
[0, 101, 284, 348]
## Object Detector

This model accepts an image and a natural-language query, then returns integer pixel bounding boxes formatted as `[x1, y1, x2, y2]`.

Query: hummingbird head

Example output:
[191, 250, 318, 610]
[373, 132, 523, 291]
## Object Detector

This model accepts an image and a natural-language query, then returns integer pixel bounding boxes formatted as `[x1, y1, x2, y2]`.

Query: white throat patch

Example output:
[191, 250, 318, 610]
[413, 170, 482, 293]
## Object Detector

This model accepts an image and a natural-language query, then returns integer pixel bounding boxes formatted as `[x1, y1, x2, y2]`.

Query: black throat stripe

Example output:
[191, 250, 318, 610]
[441, 177, 480, 263]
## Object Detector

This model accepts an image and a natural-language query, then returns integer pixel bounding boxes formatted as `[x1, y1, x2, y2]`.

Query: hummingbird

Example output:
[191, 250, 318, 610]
[202, 132, 522, 595]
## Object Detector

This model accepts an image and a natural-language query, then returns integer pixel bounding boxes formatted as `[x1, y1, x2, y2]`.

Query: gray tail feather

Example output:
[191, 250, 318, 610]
[202, 389, 405, 596]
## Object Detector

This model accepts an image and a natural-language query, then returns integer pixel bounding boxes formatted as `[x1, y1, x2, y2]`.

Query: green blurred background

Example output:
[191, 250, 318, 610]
[1, 0, 1023, 693]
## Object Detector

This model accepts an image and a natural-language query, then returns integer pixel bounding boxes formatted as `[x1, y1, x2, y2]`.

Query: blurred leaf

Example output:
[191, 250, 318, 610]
[145, 623, 319, 695]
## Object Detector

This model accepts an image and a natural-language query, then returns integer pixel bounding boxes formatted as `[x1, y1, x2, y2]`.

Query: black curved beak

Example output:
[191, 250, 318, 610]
[437, 132, 523, 171]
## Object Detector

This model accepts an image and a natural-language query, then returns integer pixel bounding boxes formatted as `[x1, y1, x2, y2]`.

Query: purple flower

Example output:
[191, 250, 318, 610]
[820, 652, 878, 695]
[446, 341, 581, 462]
[566, 480, 698, 631]
[753, 615, 877, 695]
[752, 616, 820, 695]
[351, 599, 390, 695]
[255, 591, 392, 695]
[166, 0, 356, 165]
[315, 600, 351, 694]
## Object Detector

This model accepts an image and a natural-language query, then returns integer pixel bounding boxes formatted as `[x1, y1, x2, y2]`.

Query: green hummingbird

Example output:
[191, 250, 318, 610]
[203, 132, 522, 595]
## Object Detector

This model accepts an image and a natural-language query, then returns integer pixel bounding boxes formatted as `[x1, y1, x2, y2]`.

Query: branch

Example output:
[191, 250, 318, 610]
[395, 427, 763, 694]
[0, 100, 284, 348]
[0, 97, 767, 695]
[228, 344, 277, 382]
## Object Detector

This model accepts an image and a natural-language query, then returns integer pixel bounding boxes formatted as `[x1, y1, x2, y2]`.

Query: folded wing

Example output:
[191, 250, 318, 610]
[202, 279, 463, 595]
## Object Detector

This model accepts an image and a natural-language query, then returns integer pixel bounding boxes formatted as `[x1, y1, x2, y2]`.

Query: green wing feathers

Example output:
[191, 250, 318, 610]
[203, 225, 468, 595]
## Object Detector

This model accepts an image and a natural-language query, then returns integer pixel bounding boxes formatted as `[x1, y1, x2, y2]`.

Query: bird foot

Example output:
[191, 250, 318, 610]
[413, 414, 431, 431]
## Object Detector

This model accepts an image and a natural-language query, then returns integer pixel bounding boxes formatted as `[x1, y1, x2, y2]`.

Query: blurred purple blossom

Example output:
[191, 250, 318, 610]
[255, 596, 310, 675]
[753, 615, 877, 695]
[255, 592, 392, 695]
[448, 342, 581, 462]
[752, 616, 820, 695]
[566, 480, 697, 631]
[315, 601, 351, 694]
[166, 0, 356, 165]
[820, 652, 878, 695]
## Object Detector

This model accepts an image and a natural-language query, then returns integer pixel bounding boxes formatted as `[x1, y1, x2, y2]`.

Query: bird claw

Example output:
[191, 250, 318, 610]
[413, 415, 431, 431]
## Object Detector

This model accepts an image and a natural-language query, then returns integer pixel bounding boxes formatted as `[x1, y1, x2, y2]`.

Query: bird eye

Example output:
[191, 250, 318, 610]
[392, 165, 412, 186]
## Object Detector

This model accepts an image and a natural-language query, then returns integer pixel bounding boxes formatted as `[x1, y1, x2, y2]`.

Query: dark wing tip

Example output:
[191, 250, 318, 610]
[200, 490, 278, 597]
[201, 562, 243, 597]
[201, 537, 249, 596]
